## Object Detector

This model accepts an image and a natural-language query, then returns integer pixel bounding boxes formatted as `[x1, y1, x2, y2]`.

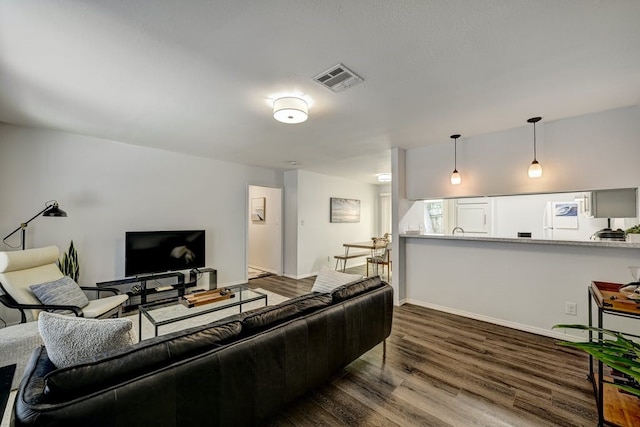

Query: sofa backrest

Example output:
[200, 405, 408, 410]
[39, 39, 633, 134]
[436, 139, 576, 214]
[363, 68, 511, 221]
[331, 275, 385, 303]
[41, 292, 336, 398]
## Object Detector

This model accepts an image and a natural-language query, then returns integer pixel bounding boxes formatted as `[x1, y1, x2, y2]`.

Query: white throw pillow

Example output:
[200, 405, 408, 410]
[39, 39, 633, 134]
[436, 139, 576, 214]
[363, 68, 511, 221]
[38, 312, 135, 368]
[311, 266, 363, 293]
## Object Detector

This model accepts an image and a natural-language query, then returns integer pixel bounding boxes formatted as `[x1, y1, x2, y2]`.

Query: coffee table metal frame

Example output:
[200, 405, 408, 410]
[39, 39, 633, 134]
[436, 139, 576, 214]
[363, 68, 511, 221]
[138, 284, 267, 338]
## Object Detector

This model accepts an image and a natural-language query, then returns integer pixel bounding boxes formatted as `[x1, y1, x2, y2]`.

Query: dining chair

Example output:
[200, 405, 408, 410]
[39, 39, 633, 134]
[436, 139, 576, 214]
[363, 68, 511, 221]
[366, 242, 391, 277]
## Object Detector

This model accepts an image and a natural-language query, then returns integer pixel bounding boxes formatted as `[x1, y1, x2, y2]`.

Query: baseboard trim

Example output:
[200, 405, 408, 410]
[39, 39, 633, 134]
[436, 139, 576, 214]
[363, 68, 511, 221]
[248, 265, 279, 275]
[404, 299, 584, 342]
[218, 279, 247, 288]
[283, 272, 317, 280]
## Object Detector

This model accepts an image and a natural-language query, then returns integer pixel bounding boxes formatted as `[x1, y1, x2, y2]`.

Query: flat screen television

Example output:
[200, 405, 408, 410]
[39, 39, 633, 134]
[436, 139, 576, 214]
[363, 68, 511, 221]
[125, 230, 205, 277]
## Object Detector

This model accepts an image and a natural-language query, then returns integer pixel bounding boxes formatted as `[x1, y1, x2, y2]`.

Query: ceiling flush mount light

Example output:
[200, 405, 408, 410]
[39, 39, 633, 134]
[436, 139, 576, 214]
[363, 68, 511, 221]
[527, 117, 543, 178]
[450, 134, 461, 185]
[376, 173, 392, 182]
[273, 97, 308, 124]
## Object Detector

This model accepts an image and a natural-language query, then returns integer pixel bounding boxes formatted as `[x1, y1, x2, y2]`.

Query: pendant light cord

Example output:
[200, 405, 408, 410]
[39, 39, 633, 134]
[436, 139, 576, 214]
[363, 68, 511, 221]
[454, 138, 457, 170]
[533, 121, 537, 161]
[450, 134, 461, 171]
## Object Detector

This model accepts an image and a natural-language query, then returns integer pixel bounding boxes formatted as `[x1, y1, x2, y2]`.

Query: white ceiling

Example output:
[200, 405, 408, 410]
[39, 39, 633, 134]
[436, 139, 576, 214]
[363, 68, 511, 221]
[1, 1, 639, 184]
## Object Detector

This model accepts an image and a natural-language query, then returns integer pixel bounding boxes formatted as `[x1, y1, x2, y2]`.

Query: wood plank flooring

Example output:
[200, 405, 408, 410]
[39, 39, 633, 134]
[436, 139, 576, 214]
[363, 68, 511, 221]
[248, 268, 598, 426]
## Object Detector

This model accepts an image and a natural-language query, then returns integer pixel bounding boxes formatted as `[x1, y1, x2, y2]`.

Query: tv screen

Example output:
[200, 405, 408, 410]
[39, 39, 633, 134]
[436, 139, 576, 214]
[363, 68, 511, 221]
[125, 230, 205, 277]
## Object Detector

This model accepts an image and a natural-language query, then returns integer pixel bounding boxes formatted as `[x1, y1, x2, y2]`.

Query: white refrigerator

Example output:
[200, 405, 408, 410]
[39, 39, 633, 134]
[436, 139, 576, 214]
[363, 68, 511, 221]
[543, 200, 608, 240]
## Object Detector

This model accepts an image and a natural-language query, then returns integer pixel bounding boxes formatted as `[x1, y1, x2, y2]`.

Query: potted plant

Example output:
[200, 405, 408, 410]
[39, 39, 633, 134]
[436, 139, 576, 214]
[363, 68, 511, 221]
[553, 324, 640, 397]
[57, 240, 80, 282]
[626, 225, 640, 242]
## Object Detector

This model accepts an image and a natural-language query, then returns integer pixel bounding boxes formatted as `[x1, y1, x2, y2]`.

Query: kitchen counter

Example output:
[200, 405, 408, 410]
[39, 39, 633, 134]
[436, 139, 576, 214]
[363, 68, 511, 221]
[399, 233, 640, 249]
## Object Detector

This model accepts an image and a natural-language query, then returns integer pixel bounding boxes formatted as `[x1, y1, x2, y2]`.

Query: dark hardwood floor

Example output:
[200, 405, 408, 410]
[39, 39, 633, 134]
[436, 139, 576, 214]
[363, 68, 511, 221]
[248, 267, 598, 426]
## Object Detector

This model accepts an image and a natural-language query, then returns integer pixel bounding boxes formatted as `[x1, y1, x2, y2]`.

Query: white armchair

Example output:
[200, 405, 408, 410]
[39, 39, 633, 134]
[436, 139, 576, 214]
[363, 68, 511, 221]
[0, 246, 128, 323]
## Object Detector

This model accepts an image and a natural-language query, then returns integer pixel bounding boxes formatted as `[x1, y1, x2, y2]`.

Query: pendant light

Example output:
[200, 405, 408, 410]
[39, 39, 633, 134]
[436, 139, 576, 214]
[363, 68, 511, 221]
[527, 117, 542, 178]
[450, 134, 461, 185]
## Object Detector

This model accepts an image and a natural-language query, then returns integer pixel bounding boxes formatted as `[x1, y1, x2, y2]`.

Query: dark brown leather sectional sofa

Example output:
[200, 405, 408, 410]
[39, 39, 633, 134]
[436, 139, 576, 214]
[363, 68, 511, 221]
[13, 276, 393, 426]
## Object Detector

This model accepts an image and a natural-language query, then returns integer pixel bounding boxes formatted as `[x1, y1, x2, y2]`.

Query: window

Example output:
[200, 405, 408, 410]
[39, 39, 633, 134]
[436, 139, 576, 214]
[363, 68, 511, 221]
[424, 200, 444, 233]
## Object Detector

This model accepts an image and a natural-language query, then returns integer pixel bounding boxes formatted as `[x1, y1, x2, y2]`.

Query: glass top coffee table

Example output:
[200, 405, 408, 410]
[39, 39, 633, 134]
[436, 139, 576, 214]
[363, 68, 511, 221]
[138, 284, 267, 339]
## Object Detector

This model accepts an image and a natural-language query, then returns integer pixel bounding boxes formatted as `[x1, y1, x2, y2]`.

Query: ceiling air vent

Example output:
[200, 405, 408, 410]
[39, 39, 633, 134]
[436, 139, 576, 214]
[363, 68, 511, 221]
[313, 63, 363, 92]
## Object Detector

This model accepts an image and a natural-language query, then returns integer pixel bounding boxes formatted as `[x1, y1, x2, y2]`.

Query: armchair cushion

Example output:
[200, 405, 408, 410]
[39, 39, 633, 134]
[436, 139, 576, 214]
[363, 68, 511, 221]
[29, 276, 89, 315]
[38, 312, 135, 368]
[81, 293, 129, 318]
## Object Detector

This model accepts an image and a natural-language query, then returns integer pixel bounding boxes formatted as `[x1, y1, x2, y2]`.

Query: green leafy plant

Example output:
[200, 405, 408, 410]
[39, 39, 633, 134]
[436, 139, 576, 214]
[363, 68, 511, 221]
[553, 324, 640, 397]
[626, 224, 640, 234]
[58, 240, 79, 282]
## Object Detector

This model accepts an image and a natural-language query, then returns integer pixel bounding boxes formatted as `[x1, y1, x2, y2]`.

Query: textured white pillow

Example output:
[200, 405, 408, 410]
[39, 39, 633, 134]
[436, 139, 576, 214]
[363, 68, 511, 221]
[311, 266, 363, 293]
[38, 312, 135, 368]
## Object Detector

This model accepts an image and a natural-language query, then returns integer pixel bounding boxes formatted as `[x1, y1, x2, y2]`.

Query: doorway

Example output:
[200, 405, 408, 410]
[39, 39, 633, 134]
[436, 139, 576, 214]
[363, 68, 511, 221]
[247, 185, 283, 280]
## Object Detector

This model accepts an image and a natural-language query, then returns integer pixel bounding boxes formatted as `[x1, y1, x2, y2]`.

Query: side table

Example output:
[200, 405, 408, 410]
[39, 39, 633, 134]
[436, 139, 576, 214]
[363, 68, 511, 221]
[588, 281, 640, 427]
[0, 364, 16, 422]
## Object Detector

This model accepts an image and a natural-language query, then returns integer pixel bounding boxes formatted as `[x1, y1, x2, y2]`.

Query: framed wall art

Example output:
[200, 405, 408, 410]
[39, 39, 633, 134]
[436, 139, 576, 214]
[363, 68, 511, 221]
[330, 197, 360, 223]
[251, 197, 266, 222]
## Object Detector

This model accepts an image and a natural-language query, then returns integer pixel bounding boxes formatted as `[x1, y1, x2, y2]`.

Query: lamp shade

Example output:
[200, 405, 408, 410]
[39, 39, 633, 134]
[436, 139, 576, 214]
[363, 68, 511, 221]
[273, 97, 308, 124]
[450, 170, 461, 185]
[528, 160, 543, 178]
[43, 202, 67, 217]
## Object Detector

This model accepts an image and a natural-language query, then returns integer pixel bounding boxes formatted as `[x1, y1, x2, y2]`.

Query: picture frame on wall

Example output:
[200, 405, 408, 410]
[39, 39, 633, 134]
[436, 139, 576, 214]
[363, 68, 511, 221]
[251, 197, 266, 222]
[330, 197, 360, 223]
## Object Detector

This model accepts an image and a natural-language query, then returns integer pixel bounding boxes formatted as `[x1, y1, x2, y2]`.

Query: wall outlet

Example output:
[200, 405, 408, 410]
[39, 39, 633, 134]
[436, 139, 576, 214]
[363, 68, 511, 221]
[565, 302, 577, 316]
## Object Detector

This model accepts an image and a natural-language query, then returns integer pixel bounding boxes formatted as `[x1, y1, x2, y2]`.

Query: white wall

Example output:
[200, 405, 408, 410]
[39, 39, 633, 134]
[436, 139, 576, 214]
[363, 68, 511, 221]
[283, 171, 298, 278]
[391, 147, 408, 303]
[248, 185, 282, 275]
[406, 105, 640, 199]
[398, 201, 425, 234]
[285, 170, 378, 278]
[0, 124, 282, 325]
[404, 237, 640, 339]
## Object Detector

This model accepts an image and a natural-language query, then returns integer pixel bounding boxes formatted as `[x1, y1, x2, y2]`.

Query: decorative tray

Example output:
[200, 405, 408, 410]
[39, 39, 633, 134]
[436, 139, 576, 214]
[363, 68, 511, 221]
[180, 288, 235, 308]
[591, 281, 640, 314]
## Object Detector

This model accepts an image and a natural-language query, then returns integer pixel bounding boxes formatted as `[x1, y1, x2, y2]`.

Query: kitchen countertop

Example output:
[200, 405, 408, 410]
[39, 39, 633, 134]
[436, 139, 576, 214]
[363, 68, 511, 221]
[400, 233, 640, 249]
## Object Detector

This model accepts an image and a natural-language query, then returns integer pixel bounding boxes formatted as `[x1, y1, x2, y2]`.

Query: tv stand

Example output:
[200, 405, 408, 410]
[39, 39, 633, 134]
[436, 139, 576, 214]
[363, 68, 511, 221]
[189, 268, 217, 290]
[97, 272, 195, 312]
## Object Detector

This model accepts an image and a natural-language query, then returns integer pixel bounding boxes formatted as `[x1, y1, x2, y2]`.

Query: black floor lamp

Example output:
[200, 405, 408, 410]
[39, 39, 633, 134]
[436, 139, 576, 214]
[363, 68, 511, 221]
[2, 201, 68, 250]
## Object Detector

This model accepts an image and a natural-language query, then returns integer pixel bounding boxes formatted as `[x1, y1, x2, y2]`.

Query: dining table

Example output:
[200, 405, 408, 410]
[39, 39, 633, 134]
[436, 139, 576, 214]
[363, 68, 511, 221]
[341, 240, 390, 275]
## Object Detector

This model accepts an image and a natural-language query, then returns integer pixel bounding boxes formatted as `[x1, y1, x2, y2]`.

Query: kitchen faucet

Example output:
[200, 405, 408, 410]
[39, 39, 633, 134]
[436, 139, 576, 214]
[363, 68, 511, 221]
[452, 227, 464, 235]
